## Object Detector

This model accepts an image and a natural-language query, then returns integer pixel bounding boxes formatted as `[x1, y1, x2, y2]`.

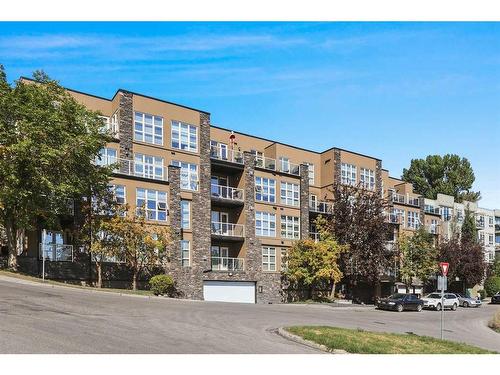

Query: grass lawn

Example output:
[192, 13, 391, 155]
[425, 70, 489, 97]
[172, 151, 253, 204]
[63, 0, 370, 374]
[0, 269, 153, 297]
[285, 326, 496, 354]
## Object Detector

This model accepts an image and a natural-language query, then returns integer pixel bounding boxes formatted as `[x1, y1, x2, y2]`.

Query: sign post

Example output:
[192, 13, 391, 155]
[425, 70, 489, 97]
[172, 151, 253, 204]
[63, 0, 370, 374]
[439, 262, 449, 340]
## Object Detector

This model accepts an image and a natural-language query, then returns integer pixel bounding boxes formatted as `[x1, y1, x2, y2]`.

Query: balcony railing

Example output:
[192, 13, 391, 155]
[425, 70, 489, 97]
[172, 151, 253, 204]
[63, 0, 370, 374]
[210, 145, 244, 164]
[278, 161, 300, 176]
[391, 193, 406, 204]
[39, 244, 74, 262]
[211, 184, 244, 202]
[96, 156, 169, 182]
[309, 201, 333, 214]
[424, 206, 440, 215]
[390, 193, 420, 207]
[255, 156, 276, 171]
[255, 156, 301, 176]
[386, 214, 403, 225]
[211, 257, 245, 271]
[211, 222, 245, 237]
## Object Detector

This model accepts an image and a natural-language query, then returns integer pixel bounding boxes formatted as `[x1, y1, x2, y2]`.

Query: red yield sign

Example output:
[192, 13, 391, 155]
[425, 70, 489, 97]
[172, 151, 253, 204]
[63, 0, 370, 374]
[439, 262, 449, 276]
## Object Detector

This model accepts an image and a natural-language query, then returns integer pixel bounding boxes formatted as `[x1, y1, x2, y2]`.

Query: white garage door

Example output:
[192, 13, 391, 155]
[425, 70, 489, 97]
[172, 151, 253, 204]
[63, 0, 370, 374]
[203, 281, 256, 304]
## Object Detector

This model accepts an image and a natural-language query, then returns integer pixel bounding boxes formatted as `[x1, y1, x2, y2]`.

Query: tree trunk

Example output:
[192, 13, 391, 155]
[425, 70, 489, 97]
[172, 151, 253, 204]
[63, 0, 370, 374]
[132, 271, 138, 291]
[5, 220, 18, 271]
[330, 281, 336, 300]
[96, 261, 102, 288]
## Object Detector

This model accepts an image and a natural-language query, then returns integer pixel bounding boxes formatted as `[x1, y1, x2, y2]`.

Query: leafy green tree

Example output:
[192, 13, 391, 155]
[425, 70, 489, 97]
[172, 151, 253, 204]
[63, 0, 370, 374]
[284, 217, 346, 300]
[484, 276, 500, 297]
[0, 66, 112, 269]
[402, 154, 480, 202]
[104, 208, 172, 290]
[397, 227, 438, 292]
[461, 207, 478, 244]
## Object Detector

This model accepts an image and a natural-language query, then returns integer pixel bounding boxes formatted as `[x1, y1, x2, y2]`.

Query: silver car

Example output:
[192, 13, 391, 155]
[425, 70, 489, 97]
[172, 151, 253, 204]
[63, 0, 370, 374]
[453, 293, 482, 308]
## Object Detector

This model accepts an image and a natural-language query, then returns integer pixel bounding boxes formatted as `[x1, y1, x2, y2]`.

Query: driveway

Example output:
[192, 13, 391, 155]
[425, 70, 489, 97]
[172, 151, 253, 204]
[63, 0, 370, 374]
[0, 275, 499, 353]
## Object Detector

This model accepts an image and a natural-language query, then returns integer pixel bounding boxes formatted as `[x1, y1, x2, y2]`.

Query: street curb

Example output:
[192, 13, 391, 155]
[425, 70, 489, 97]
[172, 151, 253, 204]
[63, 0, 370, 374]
[276, 327, 348, 354]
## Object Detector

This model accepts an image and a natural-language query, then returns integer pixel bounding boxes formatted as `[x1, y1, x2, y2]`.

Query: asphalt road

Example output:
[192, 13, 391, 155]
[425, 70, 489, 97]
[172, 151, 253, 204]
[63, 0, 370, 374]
[1, 275, 499, 353]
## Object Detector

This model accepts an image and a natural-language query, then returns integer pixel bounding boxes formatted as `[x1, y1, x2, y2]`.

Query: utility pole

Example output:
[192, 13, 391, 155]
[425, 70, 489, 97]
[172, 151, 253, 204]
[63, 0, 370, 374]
[439, 262, 449, 340]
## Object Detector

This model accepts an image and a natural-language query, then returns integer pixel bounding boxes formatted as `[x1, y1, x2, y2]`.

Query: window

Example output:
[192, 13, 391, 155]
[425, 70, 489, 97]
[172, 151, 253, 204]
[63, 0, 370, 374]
[341, 163, 357, 185]
[391, 208, 405, 226]
[210, 140, 227, 160]
[262, 247, 276, 271]
[279, 157, 290, 173]
[134, 112, 163, 145]
[255, 177, 276, 203]
[99, 113, 119, 135]
[96, 148, 117, 166]
[303, 162, 315, 185]
[111, 185, 126, 205]
[255, 211, 276, 237]
[136, 188, 168, 221]
[479, 232, 485, 244]
[134, 153, 165, 180]
[280, 181, 300, 206]
[442, 207, 453, 221]
[171, 161, 198, 191]
[280, 248, 288, 271]
[407, 211, 420, 229]
[281, 215, 300, 239]
[309, 194, 317, 210]
[489, 234, 494, 245]
[489, 216, 494, 227]
[171, 120, 197, 152]
[181, 200, 190, 230]
[181, 240, 190, 267]
[360, 168, 375, 190]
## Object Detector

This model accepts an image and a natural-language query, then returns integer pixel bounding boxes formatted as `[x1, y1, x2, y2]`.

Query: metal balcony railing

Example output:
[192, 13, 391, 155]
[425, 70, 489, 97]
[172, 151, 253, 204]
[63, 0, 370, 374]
[211, 257, 245, 271]
[309, 201, 333, 214]
[278, 161, 300, 176]
[39, 244, 74, 262]
[211, 222, 245, 237]
[210, 184, 244, 201]
[255, 156, 276, 171]
[407, 197, 420, 207]
[210, 145, 244, 164]
[96, 156, 169, 182]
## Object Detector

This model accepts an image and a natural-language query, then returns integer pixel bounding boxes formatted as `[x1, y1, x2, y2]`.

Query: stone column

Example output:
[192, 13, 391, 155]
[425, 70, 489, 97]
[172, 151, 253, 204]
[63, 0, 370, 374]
[299, 163, 310, 239]
[333, 148, 342, 185]
[375, 160, 383, 195]
[243, 152, 260, 275]
[167, 165, 181, 271]
[118, 91, 133, 160]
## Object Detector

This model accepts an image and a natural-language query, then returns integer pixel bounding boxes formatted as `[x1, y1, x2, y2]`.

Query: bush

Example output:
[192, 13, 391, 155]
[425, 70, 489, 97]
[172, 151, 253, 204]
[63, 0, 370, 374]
[489, 310, 500, 332]
[484, 276, 500, 297]
[149, 274, 174, 296]
[478, 289, 486, 300]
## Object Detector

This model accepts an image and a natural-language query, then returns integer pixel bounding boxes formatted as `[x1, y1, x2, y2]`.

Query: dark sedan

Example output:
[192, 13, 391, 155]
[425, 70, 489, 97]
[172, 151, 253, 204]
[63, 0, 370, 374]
[377, 293, 424, 312]
[492, 292, 500, 304]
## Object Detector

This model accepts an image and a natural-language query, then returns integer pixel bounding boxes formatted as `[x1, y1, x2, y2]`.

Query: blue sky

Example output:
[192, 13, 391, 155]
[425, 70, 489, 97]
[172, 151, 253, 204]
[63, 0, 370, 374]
[0, 22, 498, 208]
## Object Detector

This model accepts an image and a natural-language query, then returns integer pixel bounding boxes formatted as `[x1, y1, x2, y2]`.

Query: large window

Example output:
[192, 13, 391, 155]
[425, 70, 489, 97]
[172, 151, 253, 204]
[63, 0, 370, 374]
[407, 211, 420, 229]
[171, 120, 198, 152]
[280, 248, 288, 271]
[303, 162, 315, 185]
[255, 176, 276, 203]
[111, 185, 126, 205]
[255, 211, 276, 237]
[360, 168, 375, 190]
[171, 161, 198, 191]
[262, 247, 276, 271]
[181, 200, 190, 229]
[280, 182, 300, 206]
[341, 163, 357, 185]
[96, 148, 117, 166]
[134, 112, 163, 145]
[181, 240, 190, 267]
[136, 188, 168, 221]
[134, 153, 164, 180]
[281, 215, 300, 239]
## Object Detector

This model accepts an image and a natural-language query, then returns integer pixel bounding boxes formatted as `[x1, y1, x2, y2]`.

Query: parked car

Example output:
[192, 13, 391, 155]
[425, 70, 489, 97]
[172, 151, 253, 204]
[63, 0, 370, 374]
[422, 292, 459, 311]
[453, 293, 481, 308]
[377, 293, 424, 312]
[492, 292, 500, 304]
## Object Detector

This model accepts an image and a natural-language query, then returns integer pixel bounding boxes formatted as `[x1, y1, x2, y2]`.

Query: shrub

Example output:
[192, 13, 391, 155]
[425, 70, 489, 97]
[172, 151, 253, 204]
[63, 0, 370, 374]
[478, 289, 486, 300]
[484, 276, 500, 297]
[488, 310, 500, 332]
[149, 274, 174, 296]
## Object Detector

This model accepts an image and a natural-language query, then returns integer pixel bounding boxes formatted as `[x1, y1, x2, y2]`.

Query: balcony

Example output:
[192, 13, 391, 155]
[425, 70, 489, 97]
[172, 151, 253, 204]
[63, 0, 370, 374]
[211, 184, 244, 205]
[424, 206, 440, 215]
[386, 214, 403, 225]
[96, 156, 169, 182]
[211, 222, 245, 241]
[391, 193, 406, 204]
[407, 197, 420, 207]
[309, 201, 333, 214]
[476, 219, 485, 229]
[255, 156, 301, 176]
[210, 145, 244, 164]
[211, 257, 245, 272]
[39, 244, 74, 262]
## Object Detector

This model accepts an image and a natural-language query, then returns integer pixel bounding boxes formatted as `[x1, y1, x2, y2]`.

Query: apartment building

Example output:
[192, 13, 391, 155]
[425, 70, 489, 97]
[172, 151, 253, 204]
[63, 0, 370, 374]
[495, 210, 500, 257]
[9, 79, 493, 303]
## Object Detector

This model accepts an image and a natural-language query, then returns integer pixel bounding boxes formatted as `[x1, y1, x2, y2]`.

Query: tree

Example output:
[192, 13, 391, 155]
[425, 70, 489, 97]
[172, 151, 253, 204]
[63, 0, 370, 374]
[438, 235, 486, 292]
[105, 208, 172, 290]
[323, 182, 394, 298]
[461, 207, 478, 244]
[402, 154, 480, 202]
[484, 276, 500, 297]
[397, 228, 438, 292]
[0, 66, 112, 269]
[284, 224, 346, 300]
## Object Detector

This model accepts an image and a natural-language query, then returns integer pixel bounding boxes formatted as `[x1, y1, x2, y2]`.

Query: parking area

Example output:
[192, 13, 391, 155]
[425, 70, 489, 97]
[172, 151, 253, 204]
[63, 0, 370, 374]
[1, 275, 499, 353]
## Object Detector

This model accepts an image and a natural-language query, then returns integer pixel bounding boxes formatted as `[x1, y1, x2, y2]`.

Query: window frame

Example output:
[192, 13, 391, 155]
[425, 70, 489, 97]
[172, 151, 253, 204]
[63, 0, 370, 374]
[360, 167, 375, 191]
[134, 153, 165, 180]
[341, 163, 357, 186]
[181, 200, 191, 230]
[181, 240, 190, 267]
[171, 160, 199, 191]
[255, 211, 276, 237]
[255, 176, 276, 203]
[262, 246, 276, 272]
[171, 120, 198, 152]
[134, 111, 163, 145]
[280, 215, 300, 239]
[280, 181, 300, 207]
[136, 188, 168, 222]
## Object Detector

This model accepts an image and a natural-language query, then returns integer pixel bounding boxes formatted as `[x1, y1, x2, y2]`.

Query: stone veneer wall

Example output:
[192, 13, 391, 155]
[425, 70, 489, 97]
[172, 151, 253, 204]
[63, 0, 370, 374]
[166, 165, 181, 270]
[118, 91, 133, 162]
[299, 164, 310, 240]
[333, 148, 342, 185]
[375, 160, 383, 195]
